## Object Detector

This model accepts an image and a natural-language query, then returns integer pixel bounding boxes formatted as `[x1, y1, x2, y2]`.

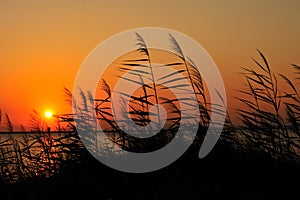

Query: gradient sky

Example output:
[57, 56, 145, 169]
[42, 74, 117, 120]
[0, 0, 299, 126]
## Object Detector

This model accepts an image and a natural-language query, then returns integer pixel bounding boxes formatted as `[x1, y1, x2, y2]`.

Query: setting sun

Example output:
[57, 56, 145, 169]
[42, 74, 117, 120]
[44, 110, 53, 119]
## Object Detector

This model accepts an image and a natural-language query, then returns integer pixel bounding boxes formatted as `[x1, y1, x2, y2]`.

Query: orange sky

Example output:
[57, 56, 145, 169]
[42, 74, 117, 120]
[0, 0, 299, 127]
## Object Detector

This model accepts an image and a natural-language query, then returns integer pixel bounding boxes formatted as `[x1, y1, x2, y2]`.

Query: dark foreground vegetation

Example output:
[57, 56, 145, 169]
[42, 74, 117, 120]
[1, 140, 299, 200]
[1, 33, 299, 200]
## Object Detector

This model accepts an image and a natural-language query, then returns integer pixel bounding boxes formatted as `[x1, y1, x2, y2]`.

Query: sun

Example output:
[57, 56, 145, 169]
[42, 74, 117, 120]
[44, 110, 53, 119]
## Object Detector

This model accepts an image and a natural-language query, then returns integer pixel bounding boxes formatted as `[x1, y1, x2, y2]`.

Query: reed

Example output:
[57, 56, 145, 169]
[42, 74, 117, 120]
[0, 36, 299, 185]
[0, 111, 85, 183]
[236, 49, 300, 162]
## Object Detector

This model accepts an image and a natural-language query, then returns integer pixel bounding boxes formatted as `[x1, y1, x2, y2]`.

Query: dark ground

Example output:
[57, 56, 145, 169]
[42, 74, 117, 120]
[1, 142, 299, 200]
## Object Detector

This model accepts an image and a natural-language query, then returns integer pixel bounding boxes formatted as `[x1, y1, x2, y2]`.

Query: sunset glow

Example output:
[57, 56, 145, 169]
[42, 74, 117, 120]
[0, 1, 299, 124]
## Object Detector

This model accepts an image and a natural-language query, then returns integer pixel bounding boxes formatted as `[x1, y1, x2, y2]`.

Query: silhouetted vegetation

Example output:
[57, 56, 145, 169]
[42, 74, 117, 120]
[235, 50, 300, 162]
[0, 33, 299, 199]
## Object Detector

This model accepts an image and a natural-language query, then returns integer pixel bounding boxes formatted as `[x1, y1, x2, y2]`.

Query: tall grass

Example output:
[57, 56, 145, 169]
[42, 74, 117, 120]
[93, 32, 209, 152]
[236, 50, 300, 162]
[0, 111, 85, 183]
[0, 33, 299, 184]
[168, 34, 210, 127]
